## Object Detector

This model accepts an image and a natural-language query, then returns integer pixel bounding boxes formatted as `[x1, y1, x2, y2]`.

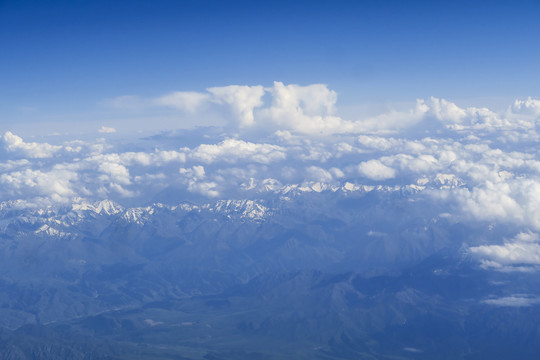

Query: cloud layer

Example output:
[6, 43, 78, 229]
[3, 82, 540, 270]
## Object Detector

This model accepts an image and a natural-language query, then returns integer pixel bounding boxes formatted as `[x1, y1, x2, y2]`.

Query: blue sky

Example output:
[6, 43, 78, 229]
[2, 0, 540, 134]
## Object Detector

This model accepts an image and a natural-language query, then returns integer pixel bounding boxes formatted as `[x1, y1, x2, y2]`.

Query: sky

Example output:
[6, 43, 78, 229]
[2, 0, 540, 135]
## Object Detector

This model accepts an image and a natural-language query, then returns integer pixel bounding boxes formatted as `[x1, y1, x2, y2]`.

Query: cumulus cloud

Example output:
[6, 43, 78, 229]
[187, 180, 219, 198]
[2, 132, 62, 158]
[98, 161, 131, 185]
[469, 232, 540, 271]
[180, 165, 206, 180]
[0, 168, 78, 204]
[351, 96, 511, 135]
[384, 153, 440, 174]
[258, 81, 360, 134]
[208, 85, 265, 127]
[180, 165, 219, 197]
[190, 139, 286, 164]
[357, 159, 396, 180]
[88, 150, 186, 168]
[305, 166, 334, 183]
[423, 97, 505, 130]
[103, 83, 540, 139]
[357, 135, 399, 151]
[459, 179, 540, 230]
[354, 100, 429, 134]
[266, 82, 337, 117]
[509, 97, 540, 116]
[0, 159, 31, 171]
[109, 82, 361, 134]
[425, 97, 468, 124]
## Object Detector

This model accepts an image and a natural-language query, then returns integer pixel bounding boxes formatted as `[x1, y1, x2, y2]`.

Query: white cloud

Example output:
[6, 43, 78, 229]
[98, 161, 131, 185]
[154, 150, 187, 163]
[425, 97, 468, 124]
[510, 97, 540, 116]
[357, 159, 396, 180]
[269, 82, 337, 117]
[0, 168, 78, 203]
[102, 85, 540, 138]
[470, 242, 540, 268]
[353, 100, 428, 134]
[514, 231, 540, 242]
[0, 159, 31, 171]
[105, 91, 210, 114]
[98, 126, 116, 133]
[459, 179, 540, 230]
[259, 81, 357, 134]
[180, 166, 219, 197]
[469, 232, 540, 271]
[188, 180, 219, 198]
[208, 85, 265, 127]
[191, 139, 286, 164]
[154, 91, 210, 112]
[384, 153, 440, 174]
[333, 142, 355, 156]
[298, 143, 333, 162]
[180, 165, 206, 180]
[88, 150, 186, 168]
[134, 173, 166, 183]
[424, 97, 505, 130]
[109, 183, 137, 197]
[3, 131, 62, 158]
[357, 135, 399, 151]
[482, 296, 540, 307]
[305, 166, 334, 183]
[329, 167, 345, 179]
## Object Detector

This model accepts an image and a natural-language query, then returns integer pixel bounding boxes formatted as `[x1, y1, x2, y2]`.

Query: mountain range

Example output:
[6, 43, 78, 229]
[0, 185, 538, 359]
